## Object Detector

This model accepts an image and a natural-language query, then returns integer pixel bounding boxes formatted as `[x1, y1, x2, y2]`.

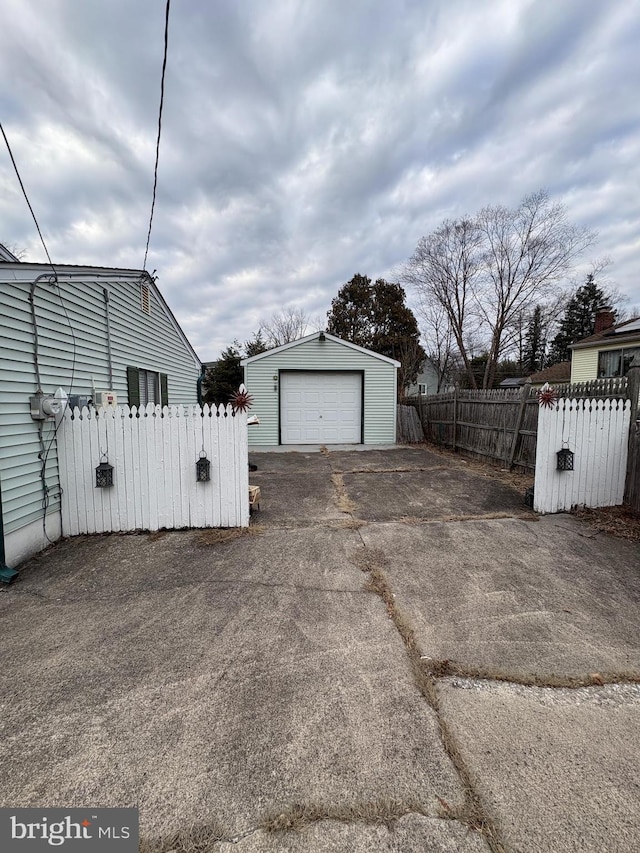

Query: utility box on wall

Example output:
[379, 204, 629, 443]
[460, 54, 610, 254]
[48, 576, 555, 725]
[96, 391, 118, 409]
[29, 393, 62, 420]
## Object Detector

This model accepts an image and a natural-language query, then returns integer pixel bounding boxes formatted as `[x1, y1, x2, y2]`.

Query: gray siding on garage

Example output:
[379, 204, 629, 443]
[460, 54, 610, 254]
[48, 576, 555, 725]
[0, 267, 200, 536]
[244, 335, 397, 445]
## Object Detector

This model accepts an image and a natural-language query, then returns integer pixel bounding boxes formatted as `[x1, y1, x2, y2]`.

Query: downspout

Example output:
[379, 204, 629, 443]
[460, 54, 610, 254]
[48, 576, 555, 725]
[197, 364, 206, 407]
[0, 475, 19, 583]
[103, 288, 114, 388]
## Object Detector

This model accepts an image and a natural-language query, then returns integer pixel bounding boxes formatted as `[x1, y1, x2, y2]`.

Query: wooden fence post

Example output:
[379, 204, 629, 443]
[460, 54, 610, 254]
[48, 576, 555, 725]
[508, 381, 532, 469]
[452, 387, 458, 451]
[628, 356, 640, 423]
[624, 356, 640, 507]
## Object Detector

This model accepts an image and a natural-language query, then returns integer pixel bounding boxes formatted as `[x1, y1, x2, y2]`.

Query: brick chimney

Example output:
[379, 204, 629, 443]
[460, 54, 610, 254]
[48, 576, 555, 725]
[594, 305, 615, 335]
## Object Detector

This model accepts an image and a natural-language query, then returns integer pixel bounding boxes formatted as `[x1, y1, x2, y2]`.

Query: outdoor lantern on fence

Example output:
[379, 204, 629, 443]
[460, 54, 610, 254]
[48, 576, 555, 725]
[95, 455, 114, 488]
[196, 450, 211, 482]
[556, 445, 574, 472]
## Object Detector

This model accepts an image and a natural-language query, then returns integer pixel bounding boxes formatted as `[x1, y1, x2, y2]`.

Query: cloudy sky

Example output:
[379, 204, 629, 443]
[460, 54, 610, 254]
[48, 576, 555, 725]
[1, 0, 639, 359]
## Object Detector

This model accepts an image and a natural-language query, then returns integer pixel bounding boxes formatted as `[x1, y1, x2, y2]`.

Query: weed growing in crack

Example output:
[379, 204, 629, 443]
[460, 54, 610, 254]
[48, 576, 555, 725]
[140, 821, 228, 852]
[356, 547, 507, 853]
[197, 525, 264, 546]
[419, 657, 640, 688]
[330, 472, 357, 514]
[261, 799, 429, 832]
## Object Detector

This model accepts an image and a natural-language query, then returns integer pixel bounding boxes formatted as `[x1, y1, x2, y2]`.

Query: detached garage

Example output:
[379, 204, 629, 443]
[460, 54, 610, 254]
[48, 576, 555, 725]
[241, 332, 400, 446]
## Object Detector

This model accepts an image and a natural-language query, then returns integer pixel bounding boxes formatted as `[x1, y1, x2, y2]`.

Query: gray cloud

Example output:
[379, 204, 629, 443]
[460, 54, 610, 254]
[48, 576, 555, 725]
[1, 0, 639, 359]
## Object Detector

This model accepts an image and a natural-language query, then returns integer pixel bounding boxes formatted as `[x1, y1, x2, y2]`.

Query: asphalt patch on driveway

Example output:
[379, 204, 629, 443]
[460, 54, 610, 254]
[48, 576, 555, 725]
[343, 467, 526, 522]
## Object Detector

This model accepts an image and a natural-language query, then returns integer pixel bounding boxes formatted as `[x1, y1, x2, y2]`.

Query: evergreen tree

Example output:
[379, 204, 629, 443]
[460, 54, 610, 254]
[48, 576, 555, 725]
[326, 274, 425, 392]
[244, 330, 268, 357]
[202, 343, 243, 405]
[523, 305, 546, 374]
[548, 275, 608, 364]
[326, 273, 374, 347]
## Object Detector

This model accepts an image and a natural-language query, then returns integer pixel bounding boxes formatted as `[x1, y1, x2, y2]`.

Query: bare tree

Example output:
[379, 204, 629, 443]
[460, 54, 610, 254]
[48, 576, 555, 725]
[415, 295, 459, 392]
[401, 218, 482, 388]
[403, 190, 595, 388]
[259, 307, 316, 348]
[476, 191, 595, 387]
[0, 240, 27, 260]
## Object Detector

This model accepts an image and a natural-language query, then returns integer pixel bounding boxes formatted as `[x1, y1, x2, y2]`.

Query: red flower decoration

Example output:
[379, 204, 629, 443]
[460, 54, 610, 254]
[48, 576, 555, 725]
[537, 383, 558, 409]
[230, 386, 254, 412]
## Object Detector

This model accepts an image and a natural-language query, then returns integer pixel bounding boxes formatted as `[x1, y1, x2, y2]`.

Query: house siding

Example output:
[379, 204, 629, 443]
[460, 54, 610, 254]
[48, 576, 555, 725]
[1, 269, 200, 560]
[244, 337, 397, 446]
[570, 349, 600, 382]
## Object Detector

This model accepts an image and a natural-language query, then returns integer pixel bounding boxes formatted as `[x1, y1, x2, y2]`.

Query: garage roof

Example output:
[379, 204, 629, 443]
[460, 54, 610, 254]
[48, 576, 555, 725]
[240, 331, 401, 367]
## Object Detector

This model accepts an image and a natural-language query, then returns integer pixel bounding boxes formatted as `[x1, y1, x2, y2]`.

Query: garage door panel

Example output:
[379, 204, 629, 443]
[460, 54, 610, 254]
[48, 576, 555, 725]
[281, 372, 362, 444]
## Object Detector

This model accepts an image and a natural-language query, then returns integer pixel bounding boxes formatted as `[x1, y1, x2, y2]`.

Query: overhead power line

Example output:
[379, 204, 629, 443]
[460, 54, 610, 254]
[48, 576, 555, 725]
[0, 120, 56, 275]
[143, 0, 171, 271]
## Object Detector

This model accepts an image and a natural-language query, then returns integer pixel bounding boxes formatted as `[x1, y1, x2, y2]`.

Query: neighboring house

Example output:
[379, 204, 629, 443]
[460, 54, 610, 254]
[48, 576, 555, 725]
[498, 362, 572, 390]
[241, 331, 399, 446]
[0, 255, 201, 569]
[527, 361, 571, 388]
[405, 358, 451, 397]
[570, 311, 640, 382]
[498, 377, 526, 389]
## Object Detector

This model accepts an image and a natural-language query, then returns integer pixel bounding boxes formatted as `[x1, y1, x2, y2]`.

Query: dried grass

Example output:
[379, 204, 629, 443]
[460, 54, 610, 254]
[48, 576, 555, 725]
[419, 657, 640, 688]
[261, 799, 429, 833]
[197, 525, 264, 546]
[330, 472, 357, 514]
[572, 505, 640, 542]
[139, 821, 228, 852]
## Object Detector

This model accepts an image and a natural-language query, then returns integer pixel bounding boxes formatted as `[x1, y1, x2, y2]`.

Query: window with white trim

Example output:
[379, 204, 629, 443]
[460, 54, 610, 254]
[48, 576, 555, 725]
[598, 347, 640, 377]
[139, 369, 160, 405]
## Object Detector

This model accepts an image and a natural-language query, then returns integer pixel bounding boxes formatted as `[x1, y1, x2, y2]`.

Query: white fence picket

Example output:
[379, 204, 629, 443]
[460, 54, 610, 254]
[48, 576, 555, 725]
[534, 397, 631, 514]
[57, 402, 249, 535]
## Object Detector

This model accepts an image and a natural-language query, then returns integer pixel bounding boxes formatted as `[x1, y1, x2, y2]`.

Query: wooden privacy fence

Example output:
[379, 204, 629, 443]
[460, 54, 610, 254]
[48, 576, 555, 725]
[408, 377, 635, 472]
[57, 403, 249, 535]
[534, 398, 631, 514]
[396, 404, 425, 443]
[409, 385, 539, 470]
[625, 419, 640, 512]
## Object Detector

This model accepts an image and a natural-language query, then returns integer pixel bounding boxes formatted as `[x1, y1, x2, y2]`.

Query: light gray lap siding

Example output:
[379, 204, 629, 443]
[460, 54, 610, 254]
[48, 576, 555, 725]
[0, 272, 200, 536]
[244, 337, 397, 445]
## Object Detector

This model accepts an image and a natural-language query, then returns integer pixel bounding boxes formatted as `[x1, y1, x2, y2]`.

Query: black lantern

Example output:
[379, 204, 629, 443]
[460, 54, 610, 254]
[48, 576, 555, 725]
[95, 456, 114, 488]
[556, 446, 574, 471]
[196, 450, 211, 482]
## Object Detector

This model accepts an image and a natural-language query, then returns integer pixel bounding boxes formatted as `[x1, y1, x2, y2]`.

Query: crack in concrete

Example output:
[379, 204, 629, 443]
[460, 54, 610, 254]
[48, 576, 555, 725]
[352, 528, 508, 853]
[419, 657, 640, 690]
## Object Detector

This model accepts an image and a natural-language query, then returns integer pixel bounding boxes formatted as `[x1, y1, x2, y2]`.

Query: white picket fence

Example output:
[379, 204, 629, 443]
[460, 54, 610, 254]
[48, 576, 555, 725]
[57, 403, 249, 534]
[534, 398, 631, 514]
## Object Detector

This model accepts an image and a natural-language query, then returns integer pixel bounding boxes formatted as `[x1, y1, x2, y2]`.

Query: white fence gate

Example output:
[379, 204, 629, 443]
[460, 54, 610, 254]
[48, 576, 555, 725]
[534, 398, 631, 514]
[57, 403, 249, 534]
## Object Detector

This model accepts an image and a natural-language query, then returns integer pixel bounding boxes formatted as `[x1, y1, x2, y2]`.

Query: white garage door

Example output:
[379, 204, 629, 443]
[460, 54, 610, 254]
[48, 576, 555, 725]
[280, 372, 362, 444]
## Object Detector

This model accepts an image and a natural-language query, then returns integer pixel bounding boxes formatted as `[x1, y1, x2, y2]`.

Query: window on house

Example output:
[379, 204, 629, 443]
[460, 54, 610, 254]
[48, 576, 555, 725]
[139, 369, 160, 405]
[598, 347, 640, 377]
[418, 383, 427, 394]
[126, 366, 168, 408]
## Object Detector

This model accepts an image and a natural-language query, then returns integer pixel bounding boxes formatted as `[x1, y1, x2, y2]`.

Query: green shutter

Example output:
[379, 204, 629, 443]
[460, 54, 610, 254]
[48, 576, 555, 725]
[160, 373, 169, 407]
[126, 366, 140, 408]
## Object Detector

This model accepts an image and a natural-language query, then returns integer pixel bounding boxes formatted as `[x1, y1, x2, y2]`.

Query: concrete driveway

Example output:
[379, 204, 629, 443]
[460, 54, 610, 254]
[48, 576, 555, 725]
[1, 444, 639, 852]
